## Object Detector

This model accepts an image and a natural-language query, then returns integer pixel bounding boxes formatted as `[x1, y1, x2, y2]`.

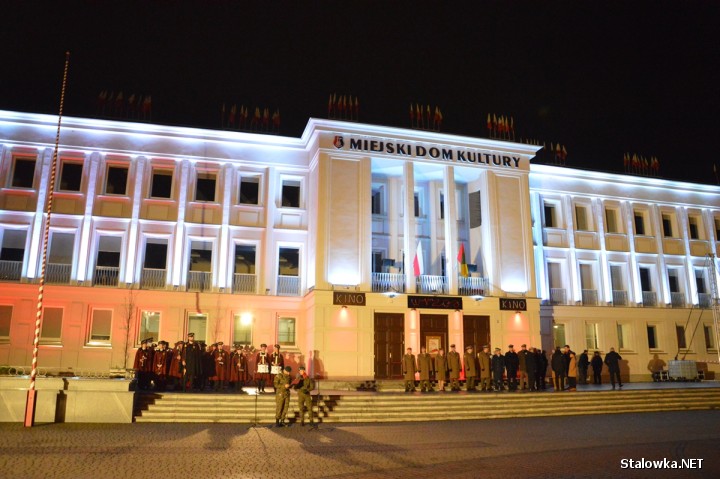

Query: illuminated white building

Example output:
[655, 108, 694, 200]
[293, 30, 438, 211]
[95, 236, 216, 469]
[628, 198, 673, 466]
[0, 110, 718, 381]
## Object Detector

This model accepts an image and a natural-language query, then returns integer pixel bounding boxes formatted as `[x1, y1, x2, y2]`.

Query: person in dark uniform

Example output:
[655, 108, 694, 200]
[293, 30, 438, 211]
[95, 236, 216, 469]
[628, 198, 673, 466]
[153, 341, 170, 391]
[518, 344, 530, 390]
[578, 350, 590, 385]
[270, 344, 285, 389]
[551, 347, 565, 392]
[229, 343, 247, 392]
[591, 351, 603, 384]
[464, 345, 478, 392]
[434, 347, 448, 391]
[213, 342, 230, 391]
[478, 345, 491, 392]
[295, 365, 315, 426]
[255, 343, 270, 393]
[202, 343, 216, 391]
[274, 365, 292, 427]
[505, 345, 519, 391]
[402, 347, 417, 392]
[526, 347, 538, 391]
[491, 348, 506, 391]
[447, 344, 462, 392]
[169, 341, 184, 390]
[604, 347, 623, 389]
[133, 339, 154, 390]
[181, 333, 203, 392]
[417, 346, 434, 392]
[537, 349, 548, 390]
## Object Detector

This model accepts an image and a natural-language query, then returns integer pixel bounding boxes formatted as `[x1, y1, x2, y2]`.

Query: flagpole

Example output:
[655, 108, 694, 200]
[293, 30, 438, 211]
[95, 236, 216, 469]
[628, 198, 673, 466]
[25, 51, 70, 428]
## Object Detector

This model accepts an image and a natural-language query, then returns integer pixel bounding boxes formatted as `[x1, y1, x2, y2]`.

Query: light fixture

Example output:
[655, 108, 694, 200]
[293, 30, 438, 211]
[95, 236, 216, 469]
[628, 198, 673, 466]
[384, 291, 397, 299]
[341, 305, 347, 310]
[472, 295, 485, 302]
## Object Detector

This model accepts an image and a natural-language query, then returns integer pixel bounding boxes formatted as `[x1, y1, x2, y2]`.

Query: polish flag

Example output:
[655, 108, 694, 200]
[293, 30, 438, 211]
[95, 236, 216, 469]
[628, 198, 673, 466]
[413, 241, 424, 276]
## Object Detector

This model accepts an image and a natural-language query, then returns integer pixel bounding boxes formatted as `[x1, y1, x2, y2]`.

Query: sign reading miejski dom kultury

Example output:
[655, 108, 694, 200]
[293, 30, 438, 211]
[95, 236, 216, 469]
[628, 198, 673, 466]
[332, 135, 522, 169]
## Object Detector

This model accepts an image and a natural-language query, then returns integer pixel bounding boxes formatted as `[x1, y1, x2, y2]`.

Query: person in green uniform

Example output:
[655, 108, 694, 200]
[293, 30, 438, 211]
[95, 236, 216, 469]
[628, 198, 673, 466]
[447, 344, 462, 392]
[478, 344, 492, 392]
[464, 345, 478, 392]
[435, 347, 448, 391]
[274, 365, 292, 427]
[417, 345, 434, 392]
[402, 347, 417, 392]
[296, 366, 315, 426]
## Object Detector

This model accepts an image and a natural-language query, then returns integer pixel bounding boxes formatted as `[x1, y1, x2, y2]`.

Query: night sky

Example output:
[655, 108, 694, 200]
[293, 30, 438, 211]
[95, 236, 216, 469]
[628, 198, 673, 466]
[3, 1, 719, 184]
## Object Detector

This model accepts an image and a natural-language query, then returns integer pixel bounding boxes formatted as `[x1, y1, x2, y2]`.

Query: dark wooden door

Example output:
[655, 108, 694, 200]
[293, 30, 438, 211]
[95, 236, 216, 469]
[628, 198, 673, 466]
[374, 313, 405, 379]
[463, 315, 490, 351]
[420, 314, 448, 354]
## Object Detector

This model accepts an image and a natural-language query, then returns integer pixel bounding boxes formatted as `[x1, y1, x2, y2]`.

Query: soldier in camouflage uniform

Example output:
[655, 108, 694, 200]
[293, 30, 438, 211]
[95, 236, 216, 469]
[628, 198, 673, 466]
[296, 365, 315, 426]
[274, 365, 292, 427]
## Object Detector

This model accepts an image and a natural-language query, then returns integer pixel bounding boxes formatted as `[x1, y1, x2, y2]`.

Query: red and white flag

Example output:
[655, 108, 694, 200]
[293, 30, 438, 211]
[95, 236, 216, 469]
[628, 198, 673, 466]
[413, 241, 424, 276]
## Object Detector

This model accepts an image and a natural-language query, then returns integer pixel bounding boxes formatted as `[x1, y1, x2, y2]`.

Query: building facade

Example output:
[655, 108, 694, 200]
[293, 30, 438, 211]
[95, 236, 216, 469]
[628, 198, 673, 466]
[0, 110, 718, 380]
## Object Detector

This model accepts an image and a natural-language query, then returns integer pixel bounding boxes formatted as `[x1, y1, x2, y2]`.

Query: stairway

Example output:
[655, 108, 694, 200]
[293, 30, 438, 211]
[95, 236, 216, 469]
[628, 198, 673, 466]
[134, 388, 720, 423]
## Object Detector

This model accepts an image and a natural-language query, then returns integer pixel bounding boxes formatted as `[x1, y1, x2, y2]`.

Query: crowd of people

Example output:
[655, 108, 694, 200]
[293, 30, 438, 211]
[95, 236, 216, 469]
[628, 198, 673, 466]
[401, 343, 625, 392]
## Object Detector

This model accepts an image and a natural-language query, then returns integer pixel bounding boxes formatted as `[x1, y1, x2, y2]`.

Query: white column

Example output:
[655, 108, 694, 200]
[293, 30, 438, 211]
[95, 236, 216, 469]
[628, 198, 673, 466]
[262, 167, 277, 294]
[124, 155, 145, 284]
[623, 201, 640, 304]
[403, 162, 416, 293]
[172, 160, 190, 287]
[594, 198, 611, 304]
[387, 177, 401, 265]
[26, 148, 53, 278]
[650, 204, 669, 305]
[358, 157, 373, 291]
[531, 192, 548, 301]
[217, 164, 233, 290]
[443, 166, 458, 295]
[75, 152, 100, 283]
[562, 195, 580, 303]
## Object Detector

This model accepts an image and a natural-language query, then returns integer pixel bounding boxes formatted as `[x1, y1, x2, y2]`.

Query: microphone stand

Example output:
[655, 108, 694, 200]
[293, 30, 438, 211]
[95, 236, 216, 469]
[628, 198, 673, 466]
[248, 384, 260, 429]
[310, 375, 332, 432]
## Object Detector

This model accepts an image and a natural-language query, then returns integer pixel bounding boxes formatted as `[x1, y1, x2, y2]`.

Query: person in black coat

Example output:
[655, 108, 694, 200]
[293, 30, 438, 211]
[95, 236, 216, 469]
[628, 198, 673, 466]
[604, 347, 623, 389]
[551, 347, 566, 392]
[491, 348, 506, 391]
[526, 347, 538, 391]
[181, 333, 203, 392]
[578, 350, 590, 385]
[504, 345, 519, 391]
[590, 351, 603, 384]
[537, 349, 548, 390]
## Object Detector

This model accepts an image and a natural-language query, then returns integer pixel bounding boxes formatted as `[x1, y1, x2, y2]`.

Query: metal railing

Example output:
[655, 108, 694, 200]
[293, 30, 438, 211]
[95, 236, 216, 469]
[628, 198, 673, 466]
[670, 292, 686, 308]
[550, 288, 567, 305]
[416, 275, 448, 294]
[233, 273, 257, 294]
[581, 289, 598, 306]
[458, 276, 488, 296]
[277, 275, 301, 296]
[46, 263, 71, 284]
[141, 268, 166, 289]
[0, 260, 22, 281]
[612, 290, 628, 306]
[93, 266, 120, 287]
[187, 271, 212, 291]
[698, 293, 712, 309]
[0, 365, 134, 380]
[371, 273, 406, 293]
[642, 291, 657, 307]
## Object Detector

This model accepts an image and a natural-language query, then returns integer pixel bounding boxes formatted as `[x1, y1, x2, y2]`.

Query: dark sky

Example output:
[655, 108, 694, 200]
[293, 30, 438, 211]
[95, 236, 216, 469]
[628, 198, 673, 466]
[3, 1, 719, 184]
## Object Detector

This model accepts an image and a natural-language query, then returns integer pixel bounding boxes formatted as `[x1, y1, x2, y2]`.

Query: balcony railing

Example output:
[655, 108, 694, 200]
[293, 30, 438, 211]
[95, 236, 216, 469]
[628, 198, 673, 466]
[698, 293, 712, 309]
[612, 290, 628, 306]
[670, 292, 686, 308]
[371, 273, 406, 293]
[458, 276, 488, 296]
[642, 291, 657, 307]
[187, 271, 212, 291]
[416, 275, 448, 294]
[550, 288, 567, 305]
[0, 260, 22, 281]
[93, 266, 120, 287]
[233, 273, 257, 294]
[277, 275, 301, 296]
[141, 268, 166, 290]
[46, 263, 71, 284]
[581, 289, 598, 306]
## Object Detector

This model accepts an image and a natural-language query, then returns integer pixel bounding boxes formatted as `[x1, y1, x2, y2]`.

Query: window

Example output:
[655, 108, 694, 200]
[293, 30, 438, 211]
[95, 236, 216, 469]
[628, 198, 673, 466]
[234, 244, 256, 274]
[277, 317, 296, 346]
[0, 230, 27, 261]
[371, 186, 383, 215]
[704, 325, 716, 350]
[40, 307, 63, 343]
[233, 314, 253, 345]
[662, 214, 673, 237]
[150, 169, 173, 198]
[715, 218, 720, 241]
[439, 192, 445, 220]
[11, 158, 36, 188]
[0, 305, 12, 339]
[59, 162, 83, 192]
[553, 323, 566, 348]
[676, 325, 687, 349]
[575, 205, 588, 231]
[695, 269, 707, 294]
[186, 313, 207, 342]
[610, 265, 624, 291]
[544, 202, 557, 228]
[139, 311, 160, 343]
[278, 247, 299, 276]
[585, 322, 599, 350]
[144, 241, 168, 269]
[49, 232, 74, 265]
[668, 269, 681, 294]
[639, 267, 652, 292]
[617, 323, 632, 350]
[88, 309, 112, 344]
[105, 166, 128, 195]
[634, 210, 645, 235]
[189, 241, 212, 272]
[281, 179, 300, 207]
[96, 236, 121, 267]
[372, 251, 383, 273]
[605, 208, 619, 233]
[239, 176, 260, 205]
[413, 192, 421, 217]
[195, 172, 217, 202]
[688, 216, 700, 240]
[469, 190, 482, 228]
[647, 325, 658, 349]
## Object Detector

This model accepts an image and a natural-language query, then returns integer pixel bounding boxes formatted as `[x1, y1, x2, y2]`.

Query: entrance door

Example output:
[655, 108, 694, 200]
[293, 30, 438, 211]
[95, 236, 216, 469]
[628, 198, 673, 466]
[463, 315, 490, 351]
[420, 314, 448, 355]
[374, 313, 404, 379]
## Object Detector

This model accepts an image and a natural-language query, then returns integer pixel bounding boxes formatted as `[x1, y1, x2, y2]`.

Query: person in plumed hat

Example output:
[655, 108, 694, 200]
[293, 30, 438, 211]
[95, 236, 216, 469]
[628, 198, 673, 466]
[274, 365, 292, 426]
